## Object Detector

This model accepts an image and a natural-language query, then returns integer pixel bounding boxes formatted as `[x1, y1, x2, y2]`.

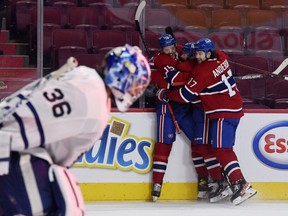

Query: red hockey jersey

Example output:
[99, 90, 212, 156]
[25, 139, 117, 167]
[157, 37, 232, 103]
[150, 45, 182, 89]
[166, 51, 244, 119]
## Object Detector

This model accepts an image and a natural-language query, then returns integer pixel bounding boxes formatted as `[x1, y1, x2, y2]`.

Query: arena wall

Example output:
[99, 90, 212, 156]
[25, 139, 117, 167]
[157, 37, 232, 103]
[70, 109, 288, 201]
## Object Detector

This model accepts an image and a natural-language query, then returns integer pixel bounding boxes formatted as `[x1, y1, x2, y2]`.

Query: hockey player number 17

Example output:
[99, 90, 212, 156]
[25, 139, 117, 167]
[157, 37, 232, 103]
[221, 70, 236, 97]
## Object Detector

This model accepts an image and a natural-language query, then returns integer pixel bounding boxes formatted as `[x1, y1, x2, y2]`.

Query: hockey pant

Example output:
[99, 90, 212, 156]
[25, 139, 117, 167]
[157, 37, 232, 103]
[0, 150, 85, 216]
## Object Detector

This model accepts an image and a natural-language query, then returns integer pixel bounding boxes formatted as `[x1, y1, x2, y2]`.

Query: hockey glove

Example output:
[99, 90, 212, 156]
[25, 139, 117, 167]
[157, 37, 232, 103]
[156, 88, 169, 103]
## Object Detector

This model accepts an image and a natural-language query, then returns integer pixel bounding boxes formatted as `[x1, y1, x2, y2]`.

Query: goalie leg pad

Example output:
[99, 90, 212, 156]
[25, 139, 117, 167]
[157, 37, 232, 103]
[48, 164, 85, 216]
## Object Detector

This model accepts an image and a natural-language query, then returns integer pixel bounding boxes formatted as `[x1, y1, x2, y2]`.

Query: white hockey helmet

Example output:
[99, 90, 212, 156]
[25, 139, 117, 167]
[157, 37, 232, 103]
[102, 44, 151, 112]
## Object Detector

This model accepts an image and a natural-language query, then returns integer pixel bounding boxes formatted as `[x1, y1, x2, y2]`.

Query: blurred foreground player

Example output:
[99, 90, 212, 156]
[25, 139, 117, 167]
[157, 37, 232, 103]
[0, 44, 151, 215]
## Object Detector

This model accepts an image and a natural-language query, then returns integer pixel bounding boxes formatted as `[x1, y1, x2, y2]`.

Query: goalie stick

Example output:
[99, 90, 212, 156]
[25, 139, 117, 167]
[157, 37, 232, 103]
[0, 57, 78, 123]
[234, 57, 288, 80]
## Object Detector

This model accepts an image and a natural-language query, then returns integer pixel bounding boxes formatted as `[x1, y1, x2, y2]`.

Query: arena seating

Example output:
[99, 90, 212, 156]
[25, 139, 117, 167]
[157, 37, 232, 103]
[2, 0, 288, 108]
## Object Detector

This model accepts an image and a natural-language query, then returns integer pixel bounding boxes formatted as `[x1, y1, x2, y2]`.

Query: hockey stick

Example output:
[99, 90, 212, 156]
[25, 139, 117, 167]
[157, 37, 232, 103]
[165, 26, 175, 39]
[232, 57, 288, 80]
[135, 0, 152, 59]
[166, 102, 181, 134]
[0, 57, 78, 123]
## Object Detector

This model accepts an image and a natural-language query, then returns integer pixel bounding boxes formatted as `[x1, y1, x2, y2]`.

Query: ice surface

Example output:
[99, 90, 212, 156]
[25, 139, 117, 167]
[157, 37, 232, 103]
[85, 200, 287, 216]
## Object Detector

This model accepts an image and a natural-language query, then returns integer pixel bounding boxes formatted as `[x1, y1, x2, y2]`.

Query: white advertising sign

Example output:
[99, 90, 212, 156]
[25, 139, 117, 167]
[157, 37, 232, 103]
[71, 111, 288, 183]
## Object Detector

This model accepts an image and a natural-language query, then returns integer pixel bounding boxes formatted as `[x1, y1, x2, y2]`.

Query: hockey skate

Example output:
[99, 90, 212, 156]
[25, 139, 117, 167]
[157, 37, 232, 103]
[197, 177, 211, 199]
[151, 183, 162, 202]
[230, 178, 257, 205]
[209, 178, 233, 203]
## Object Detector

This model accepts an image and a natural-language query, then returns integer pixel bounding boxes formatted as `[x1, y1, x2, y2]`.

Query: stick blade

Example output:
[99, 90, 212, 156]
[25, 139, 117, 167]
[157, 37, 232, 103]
[272, 57, 288, 75]
[135, 1, 146, 21]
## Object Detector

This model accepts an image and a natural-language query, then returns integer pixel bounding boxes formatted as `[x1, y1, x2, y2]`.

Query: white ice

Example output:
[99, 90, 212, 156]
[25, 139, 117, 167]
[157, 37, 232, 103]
[85, 200, 288, 216]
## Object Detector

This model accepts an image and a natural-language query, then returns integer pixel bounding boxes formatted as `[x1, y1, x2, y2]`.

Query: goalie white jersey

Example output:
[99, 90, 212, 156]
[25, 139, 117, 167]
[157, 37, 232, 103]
[0, 66, 111, 173]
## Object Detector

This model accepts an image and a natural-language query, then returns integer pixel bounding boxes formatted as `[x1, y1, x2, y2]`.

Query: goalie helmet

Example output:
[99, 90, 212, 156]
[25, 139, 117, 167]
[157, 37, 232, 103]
[195, 38, 215, 53]
[102, 44, 151, 112]
[159, 34, 176, 49]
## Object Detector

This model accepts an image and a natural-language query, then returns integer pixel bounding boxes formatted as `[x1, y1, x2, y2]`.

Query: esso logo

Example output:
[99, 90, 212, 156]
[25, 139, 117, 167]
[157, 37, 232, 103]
[253, 121, 288, 169]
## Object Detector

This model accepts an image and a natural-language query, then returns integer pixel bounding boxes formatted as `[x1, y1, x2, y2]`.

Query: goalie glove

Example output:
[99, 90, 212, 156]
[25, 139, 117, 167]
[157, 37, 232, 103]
[156, 88, 169, 103]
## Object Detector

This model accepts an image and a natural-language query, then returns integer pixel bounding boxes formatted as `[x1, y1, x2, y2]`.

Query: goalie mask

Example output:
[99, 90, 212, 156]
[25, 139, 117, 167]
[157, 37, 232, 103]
[102, 44, 151, 112]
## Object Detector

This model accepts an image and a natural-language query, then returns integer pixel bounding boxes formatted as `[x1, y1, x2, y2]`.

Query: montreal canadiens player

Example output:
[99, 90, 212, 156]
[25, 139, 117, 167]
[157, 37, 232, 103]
[150, 34, 196, 202]
[0, 44, 151, 215]
[159, 38, 257, 205]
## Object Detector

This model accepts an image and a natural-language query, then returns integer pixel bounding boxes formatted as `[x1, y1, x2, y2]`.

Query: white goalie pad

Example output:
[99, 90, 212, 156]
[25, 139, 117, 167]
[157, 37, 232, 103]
[48, 164, 85, 216]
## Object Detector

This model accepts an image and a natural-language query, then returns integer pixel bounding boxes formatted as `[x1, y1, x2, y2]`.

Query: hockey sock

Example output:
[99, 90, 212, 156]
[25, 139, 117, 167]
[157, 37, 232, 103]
[214, 148, 244, 184]
[152, 142, 172, 184]
[191, 144, 208, 178]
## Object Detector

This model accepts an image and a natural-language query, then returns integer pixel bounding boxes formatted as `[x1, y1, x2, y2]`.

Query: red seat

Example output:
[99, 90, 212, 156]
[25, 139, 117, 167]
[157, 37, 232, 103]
[75, 53, 105, 69]
[272, 56, 288, 75]
[145, 8, 173, 34]
[161, 3, 187, 14]
[274, 99, 288, 109]
[31, 6, 62, 27]
[225, 0, 260, 8]
[225, 0, 260, 18]
[52, 29, 88, 49]
[52, 1, 76, 26]
[194, 3, 223, 27]
[245, 9, 281, 31]
[129, 30, 160, 48]
[43, 23, 61, 66]
[233, 55, 270, 76]
[266, 79, 288, 101]
[67, 7, 101, 29]
[211, 9, 243, 32]
[104, 7, 136, 31]
[154, 0, 188, 7]
[175, 8, 209, 35]
[52, 29, 88, 68]
[81, 0, 114, 6]
[191, 0, 224, 7]
[45, 0, 78, 6]
[58, 46, 88, 67]
[208, 31, 245, 53]
[15, 0, 37, 32]
[246, 30, 283, 55]
[92, 30, 127, 53]
[261, 0, 288, 9]
[234, 56, 269, 101]
[235, 79, 254, 100]
[29, 7, 62, 61]
[75, 25, 100, 50]
[173, 31, 204, 45]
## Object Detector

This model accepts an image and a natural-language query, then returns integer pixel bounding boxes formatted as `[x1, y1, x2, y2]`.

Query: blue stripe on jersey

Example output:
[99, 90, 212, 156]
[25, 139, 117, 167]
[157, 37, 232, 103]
[17, 94, 45, 147]
[26, 101, 45, 147]
[202, 76, 235, 94]
[180, 85, 197, 102]
[166, 69, 178, 83]
[13, 112, 29, 149]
